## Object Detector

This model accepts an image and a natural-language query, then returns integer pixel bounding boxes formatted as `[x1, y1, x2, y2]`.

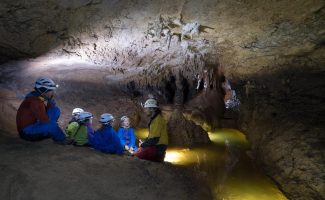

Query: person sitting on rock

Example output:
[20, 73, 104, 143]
[16, 77, 71, 144]
[66, 111, 93, 146]
[88, 113, 124, 155]
[117, 116, 138, 154]
[133, 98, 168, 162]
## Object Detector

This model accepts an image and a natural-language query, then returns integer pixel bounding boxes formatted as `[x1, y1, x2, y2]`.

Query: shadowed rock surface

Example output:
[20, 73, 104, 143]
[168, 110, 211, 147]
[238, 68, 325, 200]
[0, 134, 212, 200]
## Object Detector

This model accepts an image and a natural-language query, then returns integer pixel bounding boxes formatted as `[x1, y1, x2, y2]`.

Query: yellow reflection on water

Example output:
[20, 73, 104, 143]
[163, 128, 288, 200]
[164, 149, 188, 164]
[208, 128, 248, 146]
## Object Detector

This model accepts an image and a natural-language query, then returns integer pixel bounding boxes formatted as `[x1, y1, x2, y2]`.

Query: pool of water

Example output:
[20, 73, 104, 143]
[136, 128, 288, 200]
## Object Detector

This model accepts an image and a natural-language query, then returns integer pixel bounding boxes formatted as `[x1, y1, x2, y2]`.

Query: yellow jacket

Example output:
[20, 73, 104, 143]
[148, 114, 168, 146]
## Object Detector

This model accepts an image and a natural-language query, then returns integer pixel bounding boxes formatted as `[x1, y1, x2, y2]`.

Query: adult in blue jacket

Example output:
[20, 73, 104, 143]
[117, 116, 138, 152]
[89, 113, 123, 155]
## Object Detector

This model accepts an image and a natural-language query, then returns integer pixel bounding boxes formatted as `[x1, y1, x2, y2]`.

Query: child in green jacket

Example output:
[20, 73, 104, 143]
[65, 111, 93, 146]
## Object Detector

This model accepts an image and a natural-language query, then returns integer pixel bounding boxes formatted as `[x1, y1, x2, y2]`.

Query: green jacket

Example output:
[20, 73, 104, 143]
[65, 122, 88, 146]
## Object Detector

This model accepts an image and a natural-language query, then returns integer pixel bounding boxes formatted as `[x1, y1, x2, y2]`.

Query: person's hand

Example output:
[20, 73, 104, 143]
[128, 148, 134, 155]
[130, 147, 134, 151]
[44, 91, 55, 101]
[46, 91, 56, 106]
[124, 145, 129, 150]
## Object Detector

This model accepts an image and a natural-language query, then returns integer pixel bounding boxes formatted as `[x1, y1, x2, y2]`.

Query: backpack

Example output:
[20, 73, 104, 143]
[65, 122, 89, 146]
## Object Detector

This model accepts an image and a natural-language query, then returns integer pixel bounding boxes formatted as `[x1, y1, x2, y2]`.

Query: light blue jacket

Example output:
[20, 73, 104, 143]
[117, 127, 138, 150]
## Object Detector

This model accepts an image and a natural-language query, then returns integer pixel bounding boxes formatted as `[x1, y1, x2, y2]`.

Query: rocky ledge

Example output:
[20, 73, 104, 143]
[0, 134, 212, 200]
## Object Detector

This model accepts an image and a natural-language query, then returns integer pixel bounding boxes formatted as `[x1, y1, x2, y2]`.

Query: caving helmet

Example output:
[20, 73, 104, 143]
[77, 111, 93, 123]
[99, 113, 115, 125]
[144, 98, 158, 108]
[34, 78, 58, 94]
[72, 108, 84, 117]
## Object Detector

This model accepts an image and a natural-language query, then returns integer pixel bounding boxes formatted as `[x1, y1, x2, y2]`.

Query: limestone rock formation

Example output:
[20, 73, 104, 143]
[185, 90, 226, 131]
[168, 110, 211, 147]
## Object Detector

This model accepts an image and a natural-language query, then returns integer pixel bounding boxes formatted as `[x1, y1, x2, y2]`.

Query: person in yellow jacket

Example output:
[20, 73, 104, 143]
[134, 98, 168, 162]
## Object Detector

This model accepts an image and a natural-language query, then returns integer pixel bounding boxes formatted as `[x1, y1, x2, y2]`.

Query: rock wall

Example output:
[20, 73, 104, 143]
[237, 66, 325, 200]
[168, 109, 211, 147]
[0, 0, 325, 199]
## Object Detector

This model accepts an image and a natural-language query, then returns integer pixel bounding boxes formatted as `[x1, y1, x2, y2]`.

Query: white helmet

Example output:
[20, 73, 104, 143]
[147, 94, 155, 99]
[99, 113, 114, 124]
[120, 116, 130, 128]
[144, 98, 158, 108]
[35, 78, 58, 91]
[77, 111, 93, 122]
[72, 108, 84, 116]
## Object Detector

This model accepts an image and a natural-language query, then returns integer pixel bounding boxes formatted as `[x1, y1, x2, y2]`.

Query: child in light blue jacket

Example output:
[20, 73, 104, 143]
[117, 116, 138, 153]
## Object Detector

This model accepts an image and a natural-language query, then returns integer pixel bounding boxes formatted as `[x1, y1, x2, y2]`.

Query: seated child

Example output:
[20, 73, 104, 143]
[65, 111, 93, 146]
[65, 108, 84, 137]
[88, 113, 124, 155]
[117, 116, 138, 153]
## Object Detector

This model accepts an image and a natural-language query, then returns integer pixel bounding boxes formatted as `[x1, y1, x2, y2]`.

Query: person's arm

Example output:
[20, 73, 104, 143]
[129, 128, 136, 148]
[141, 116, 162, 147]
[117, 128, 126, 146]
[88, 129, 98, 146]
[141, 137, 159, 147]
[46, 99, 56, 109]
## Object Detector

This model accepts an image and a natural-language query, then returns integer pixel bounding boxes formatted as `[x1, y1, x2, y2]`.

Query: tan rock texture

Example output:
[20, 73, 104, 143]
[168, 109, 211, 147]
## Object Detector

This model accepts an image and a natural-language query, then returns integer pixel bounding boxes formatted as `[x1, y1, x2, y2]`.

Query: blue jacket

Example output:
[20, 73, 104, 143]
[117, 127, 138, 150]
[89, 125, 124, 155]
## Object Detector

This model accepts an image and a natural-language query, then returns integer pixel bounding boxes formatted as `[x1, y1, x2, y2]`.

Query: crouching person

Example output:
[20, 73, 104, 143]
[88, 113, 124, 155]
[66, 111, 93, 146]
[134, 99, 168, 162]
[16, 78, 70, 144]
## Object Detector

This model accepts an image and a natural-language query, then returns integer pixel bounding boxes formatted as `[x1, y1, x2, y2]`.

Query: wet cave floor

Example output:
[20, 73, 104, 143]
[137, 128, 288, 200]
